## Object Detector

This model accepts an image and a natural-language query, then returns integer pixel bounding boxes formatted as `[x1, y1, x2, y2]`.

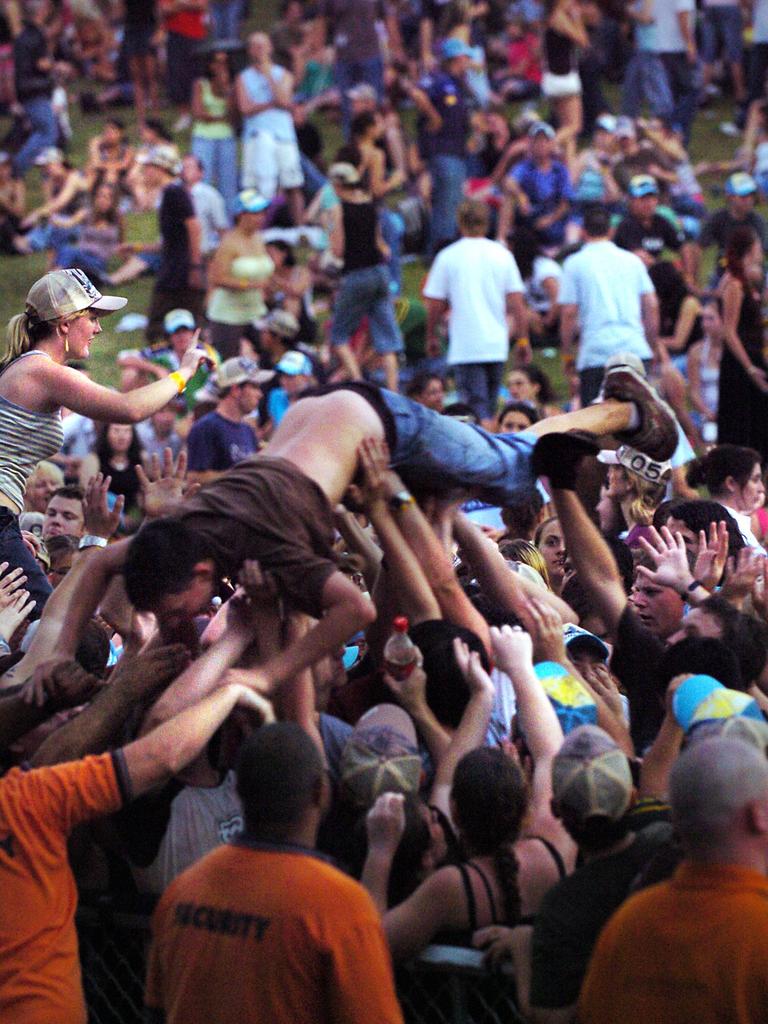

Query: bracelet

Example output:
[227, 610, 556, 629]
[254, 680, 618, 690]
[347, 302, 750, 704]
[683, 578, 706, 595]
[515, 337, 531, 348]
[388, 490, 415, 512]
[0, 637, 9, 656]
[79, 535, 108, 550]
[169, 370, 187, 394]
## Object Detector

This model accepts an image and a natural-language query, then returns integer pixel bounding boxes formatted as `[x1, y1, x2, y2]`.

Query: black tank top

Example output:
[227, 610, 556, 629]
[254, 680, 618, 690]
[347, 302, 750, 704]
[543, 27, 575, 76]
[342, 199, 381, 274]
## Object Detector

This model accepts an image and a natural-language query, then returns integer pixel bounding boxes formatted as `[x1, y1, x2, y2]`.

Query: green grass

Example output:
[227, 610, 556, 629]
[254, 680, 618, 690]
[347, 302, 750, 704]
[0, 22, 752, 392]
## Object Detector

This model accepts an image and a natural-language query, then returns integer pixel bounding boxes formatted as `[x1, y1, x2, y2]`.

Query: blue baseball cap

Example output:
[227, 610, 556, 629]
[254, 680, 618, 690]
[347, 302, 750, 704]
[276, 350, 313, 376]
[726, 172, 757, 197]
[628, 174, 658, 198]
[234, 189, 270, 215]
[562, 623, 610, 663]
[535, 661, 598, 735]
[441, 38, 472, 60]
[528, 120, 555, 140]
[672, 674, 765, 733]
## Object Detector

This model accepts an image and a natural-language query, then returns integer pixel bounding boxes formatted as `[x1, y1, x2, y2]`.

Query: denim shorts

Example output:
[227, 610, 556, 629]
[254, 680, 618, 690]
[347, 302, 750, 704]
[379, 387, 538, 506]
[331, 264, 404, 354]
[701, 5, 743, 64]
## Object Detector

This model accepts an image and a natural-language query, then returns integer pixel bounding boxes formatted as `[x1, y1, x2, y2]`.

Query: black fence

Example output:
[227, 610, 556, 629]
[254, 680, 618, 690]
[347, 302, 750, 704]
[77, 903, 524, 1024]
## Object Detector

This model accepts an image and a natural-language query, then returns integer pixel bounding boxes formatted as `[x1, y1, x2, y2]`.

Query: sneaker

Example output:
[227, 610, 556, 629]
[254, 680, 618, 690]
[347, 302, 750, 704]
[719, 121, 740, 137]
[601, 366, 678, 461]
[172, 113, 192, 133]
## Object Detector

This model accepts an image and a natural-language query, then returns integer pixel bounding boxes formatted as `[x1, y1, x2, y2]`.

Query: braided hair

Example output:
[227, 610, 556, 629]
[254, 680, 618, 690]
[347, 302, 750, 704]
[451, 748, 528, 925]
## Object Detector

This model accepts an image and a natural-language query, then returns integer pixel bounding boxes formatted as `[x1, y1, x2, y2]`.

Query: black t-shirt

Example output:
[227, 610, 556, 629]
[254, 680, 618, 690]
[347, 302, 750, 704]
[156, 182, 194, 291]
[609, 605, 667, 753]
[699, 208, 768, 256]
[613, 212, 685, 259]
[530, 825, 671, 1010]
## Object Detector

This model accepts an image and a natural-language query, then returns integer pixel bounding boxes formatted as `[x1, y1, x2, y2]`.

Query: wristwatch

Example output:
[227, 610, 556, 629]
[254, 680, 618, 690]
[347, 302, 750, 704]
[79, 535, 108, 550]
[388, 490, 415, 512]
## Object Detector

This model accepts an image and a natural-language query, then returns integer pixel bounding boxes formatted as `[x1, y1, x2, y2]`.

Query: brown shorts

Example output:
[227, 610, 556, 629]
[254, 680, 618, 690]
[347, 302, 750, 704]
[176, 456, 338, 618]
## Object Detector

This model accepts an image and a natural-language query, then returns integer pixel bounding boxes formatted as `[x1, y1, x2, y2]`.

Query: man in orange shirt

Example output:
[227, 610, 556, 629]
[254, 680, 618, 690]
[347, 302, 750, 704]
[0, 677, 267, 1024]
[145, 722, 404, 1024]
[579, 736, 768, 1024]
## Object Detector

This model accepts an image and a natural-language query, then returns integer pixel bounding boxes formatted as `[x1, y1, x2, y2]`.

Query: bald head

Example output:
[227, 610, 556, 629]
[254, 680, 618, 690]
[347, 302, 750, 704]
[248, 32, 271, 62]
[671, 738, 768, 858]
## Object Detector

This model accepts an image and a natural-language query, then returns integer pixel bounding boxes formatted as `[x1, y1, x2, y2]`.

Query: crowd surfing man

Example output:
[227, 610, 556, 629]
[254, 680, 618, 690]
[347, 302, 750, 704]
[61, 367, 678, 698]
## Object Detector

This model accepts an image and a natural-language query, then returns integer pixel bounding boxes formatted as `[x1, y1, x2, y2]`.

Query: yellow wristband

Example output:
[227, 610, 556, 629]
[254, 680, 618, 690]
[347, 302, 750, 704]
[515, 337, 531, 349]
[169, 370, 187, 394]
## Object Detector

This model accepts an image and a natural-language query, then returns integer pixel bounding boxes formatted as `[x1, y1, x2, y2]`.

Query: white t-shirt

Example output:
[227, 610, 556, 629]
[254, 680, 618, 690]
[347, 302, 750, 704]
[653, 0, 695, 53]
[423, 236, 524, 365]
[559, 239, 655, 370]
[527, 255, 562, 314]
[191, 180, 229, 256]
[755, 0, 768, 45]
[721, 504, 765, 551]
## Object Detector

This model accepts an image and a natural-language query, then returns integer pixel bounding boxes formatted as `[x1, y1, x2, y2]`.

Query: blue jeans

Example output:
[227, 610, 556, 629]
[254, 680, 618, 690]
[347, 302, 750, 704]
[334, 56, 384, 138]
[300, 152, 327, 200]
[331, 265, 404, 353]
[55, 245, 107, 280]
[191, 134, 238, 218]
[379, 208, 404, 295]
[429, 154, 466, 255]
[379, 387, 538, 505]
[621, 51, 674, 121]
[14, 95, 58, 178]
[0, 508, 51, 619]
[660, 52, 699, 145]
[26, 222, 79, 254]
[452, 362, 505, 423]
[209, 0, 242, 40]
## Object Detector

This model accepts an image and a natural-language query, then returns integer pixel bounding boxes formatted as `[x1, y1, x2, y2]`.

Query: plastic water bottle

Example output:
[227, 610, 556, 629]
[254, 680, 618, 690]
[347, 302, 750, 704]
[383, 616, 418, 680]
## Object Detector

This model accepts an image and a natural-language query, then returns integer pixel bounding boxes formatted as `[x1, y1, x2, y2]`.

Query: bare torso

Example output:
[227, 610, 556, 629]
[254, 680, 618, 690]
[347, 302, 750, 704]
[266, 389, 385, 505]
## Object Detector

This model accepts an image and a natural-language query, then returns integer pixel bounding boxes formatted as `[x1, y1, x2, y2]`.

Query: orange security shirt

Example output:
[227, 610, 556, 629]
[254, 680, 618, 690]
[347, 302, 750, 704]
[145, 841, 404, 1024]
[0, 753, 124, 1024]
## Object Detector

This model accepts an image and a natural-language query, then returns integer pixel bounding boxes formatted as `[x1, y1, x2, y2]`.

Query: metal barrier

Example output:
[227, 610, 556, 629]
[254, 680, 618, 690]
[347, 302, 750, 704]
[76, 904, 524, 1024]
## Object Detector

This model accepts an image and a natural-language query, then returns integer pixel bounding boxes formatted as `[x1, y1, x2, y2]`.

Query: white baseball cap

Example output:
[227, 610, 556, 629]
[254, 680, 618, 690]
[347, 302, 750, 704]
[26, 269, 127, 323]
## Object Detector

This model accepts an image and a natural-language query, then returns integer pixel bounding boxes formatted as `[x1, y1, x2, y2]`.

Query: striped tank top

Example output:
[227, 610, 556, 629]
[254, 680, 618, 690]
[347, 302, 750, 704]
[0, 351, 64, 512]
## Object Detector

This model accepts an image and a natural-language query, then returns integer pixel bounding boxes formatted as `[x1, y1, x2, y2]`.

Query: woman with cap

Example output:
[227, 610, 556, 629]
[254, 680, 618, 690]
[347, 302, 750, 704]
[0, 268, 207, 612]
[206, 189, 275, 359]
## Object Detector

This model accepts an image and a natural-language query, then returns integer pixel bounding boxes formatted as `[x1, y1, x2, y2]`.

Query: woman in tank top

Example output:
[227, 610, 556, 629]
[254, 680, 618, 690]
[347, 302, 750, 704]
[541, 0, 588, 148]
[206, 188, 275, 359]
[326, 159, 403, 392]
[191, 49, 238, 216]
[0, 269, 206, 612]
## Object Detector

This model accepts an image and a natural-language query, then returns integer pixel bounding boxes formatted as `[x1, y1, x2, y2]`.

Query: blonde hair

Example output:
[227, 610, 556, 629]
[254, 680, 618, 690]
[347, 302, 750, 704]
[499, 538, 552, 589]
[2, 306, 90, 370]
[623, 468, 668, 526]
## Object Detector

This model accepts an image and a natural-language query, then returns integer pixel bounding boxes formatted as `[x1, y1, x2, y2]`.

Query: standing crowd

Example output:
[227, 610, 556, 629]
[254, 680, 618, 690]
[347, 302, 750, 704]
[3, 2, 768, 1024]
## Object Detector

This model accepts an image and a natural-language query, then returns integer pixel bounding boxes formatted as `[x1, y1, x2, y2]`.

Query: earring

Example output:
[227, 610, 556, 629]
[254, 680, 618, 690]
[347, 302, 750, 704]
[64, 336, 69, 354]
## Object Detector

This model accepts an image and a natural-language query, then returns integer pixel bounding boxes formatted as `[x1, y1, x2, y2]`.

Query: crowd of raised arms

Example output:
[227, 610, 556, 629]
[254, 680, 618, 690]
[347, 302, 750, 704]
[3, 1, 768, 1023]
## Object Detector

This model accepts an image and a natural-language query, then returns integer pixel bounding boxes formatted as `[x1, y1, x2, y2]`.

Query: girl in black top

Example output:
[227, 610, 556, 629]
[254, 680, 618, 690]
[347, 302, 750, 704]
[541, 0, 588, 147]
[327, 159, 402, 391]
[716, 225, 768, 460]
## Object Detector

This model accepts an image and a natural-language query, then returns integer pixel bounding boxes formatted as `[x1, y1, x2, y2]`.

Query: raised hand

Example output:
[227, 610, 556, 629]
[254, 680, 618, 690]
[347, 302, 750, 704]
[20, 660, 100, 709]
[346, 437, 404, 512]
[452, 637, 494, 698]
[521, 595, 567, 665]
[721, 547, 767, 607]
[84, 473, 124, 539]
[108, 643, 191, 702]
[636, 526, 692, 593]
[490, 623, 534, 675]
[137, 447, 200, 519]
[383, 650, 428, 715]
[366, 791, 406, 853]
[693, 521, 728, 592]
